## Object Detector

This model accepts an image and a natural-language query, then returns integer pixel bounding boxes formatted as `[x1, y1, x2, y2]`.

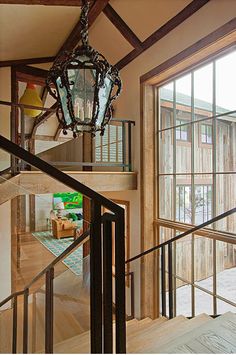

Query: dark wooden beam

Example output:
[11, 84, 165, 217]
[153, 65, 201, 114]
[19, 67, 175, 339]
[54, 124, 62, 141]
[0, 1, 83, 5]
[103, 3, 142, 49]
[0, 56, 54, 68]
[116, 0, 210, 70]
[57, 0, 109, 55]
[15, 65, 49, 86]
[30, 102, 58, 139]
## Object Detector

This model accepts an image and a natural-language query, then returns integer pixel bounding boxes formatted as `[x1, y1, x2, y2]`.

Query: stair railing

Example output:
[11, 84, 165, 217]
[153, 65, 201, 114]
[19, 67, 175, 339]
[0, 134, 126, 354]
[126, 207, 236, 319]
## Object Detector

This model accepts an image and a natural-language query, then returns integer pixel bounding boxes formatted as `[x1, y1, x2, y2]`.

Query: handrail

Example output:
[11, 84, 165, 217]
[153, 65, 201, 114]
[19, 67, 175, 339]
[126, 206, 236, 263]
[0, 230, 90, 308]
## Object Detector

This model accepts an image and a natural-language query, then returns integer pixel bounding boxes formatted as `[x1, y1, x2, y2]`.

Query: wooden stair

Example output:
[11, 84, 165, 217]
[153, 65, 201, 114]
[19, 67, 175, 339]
[52, 312, 236, 354]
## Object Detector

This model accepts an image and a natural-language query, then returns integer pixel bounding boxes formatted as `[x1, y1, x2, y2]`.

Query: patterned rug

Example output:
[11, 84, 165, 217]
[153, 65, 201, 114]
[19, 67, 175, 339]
[32, 231, 83, 276]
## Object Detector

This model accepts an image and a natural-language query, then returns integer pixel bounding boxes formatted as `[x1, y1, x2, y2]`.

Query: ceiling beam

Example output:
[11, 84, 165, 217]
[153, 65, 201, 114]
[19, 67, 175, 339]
[54, 124, 63, 141]
[0, 56, 54, 68]
[57, 0, 109, 55]
[103, 3, 142, 50]
[0, 1, 83, 5]
[15, 65, 49, 86]
[115, 0, 210, 70]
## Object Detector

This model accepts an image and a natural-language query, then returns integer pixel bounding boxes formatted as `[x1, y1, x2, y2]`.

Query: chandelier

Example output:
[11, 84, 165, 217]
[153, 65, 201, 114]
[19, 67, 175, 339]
[46, 0, 122, 137]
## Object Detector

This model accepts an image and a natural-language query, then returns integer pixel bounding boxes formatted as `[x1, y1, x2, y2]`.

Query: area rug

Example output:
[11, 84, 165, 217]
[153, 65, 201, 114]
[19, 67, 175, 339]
[32, 231, 83, 276]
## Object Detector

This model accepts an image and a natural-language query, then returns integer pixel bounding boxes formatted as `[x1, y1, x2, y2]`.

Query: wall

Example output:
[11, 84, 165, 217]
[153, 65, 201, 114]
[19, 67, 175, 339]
[0, 67, 11, 169]
[0, 201, 11, 308]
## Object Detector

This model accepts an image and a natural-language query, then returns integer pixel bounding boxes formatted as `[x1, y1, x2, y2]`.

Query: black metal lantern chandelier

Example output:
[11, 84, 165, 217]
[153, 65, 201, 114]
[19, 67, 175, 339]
[46, 0, 122, 137]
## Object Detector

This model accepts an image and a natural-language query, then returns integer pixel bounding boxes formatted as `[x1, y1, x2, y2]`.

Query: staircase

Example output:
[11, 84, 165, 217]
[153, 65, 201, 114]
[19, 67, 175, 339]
[46, 312, 236, 353]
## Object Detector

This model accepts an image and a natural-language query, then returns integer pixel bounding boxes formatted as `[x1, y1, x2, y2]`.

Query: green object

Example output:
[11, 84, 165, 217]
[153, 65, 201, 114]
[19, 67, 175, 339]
[69, 213, 78, 221]
[53, 192, 83, 210]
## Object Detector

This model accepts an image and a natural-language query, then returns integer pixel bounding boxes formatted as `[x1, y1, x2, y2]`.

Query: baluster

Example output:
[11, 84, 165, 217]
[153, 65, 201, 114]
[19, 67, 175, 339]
[45, 267, 54, 354]
[90, 200, 102, 353]
[128, 122, 132, 172]
[122, 122, 126, 172]
[115, 209, 126, 353]
[168, 244, 173, 319]
[23, 288, 29, 353]
[161, 246, 166, 317]
[103, 215, 113, 353]
[12, 295, 18, 354]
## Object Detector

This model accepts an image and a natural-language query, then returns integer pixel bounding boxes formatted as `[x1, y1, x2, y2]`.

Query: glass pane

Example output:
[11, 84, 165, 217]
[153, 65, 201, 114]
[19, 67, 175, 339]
[194, 121, 213, 174]
[216, 115, 236, 173]
[216, 50, 236, 113]
[175, 176, 192, 223]
[175, 282, 192, 317]
[215, 174, 236, 233]
[159, 129, 173, 174]
[159, 82, 174, 130]
[176, 74, 191, 122]
[194, 63, 213, 121]
[159, 175, 174, 220]
[216, 240, 236, 308]
[159, 226, 174, 244]
[175, 234, 192, 284]
[194, 236, 213, 293]
[176, 121, 192, 174]
[194, 288, 213, 315]
[97, 76, 112, 126]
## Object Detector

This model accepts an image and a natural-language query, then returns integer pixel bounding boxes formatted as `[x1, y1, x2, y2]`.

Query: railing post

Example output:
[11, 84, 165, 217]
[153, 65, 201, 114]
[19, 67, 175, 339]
[115, 209, 126, 353]
[128, 122, 132, 172]
[90, 200, 102, 353]
[122, 122, 126, 172]
[45, 267, 54, 354]
[23, 288, 29, 353]
[12, 295, 18, 354]
[161, 246, 166, 317]
[103, 215, 113, 353]
[168, 244, 173, 319]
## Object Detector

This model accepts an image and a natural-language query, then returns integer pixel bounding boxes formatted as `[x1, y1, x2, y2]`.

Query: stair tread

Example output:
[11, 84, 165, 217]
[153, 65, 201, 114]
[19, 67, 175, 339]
[140, 313, 213, 353]
[158, 312, 236, 354]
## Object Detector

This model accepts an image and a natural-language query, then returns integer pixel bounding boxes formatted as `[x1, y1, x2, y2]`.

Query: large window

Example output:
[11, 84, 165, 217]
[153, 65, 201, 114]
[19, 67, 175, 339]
[158, 49, 236, 233]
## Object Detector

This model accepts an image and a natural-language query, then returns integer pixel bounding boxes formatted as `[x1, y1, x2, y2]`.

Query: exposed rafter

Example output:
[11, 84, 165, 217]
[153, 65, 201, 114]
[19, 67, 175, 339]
[0, 56, 54, 68]
[115, 0, 210, 70]
[0, 0, 83, 5]
[54, 124, 63, 141]
[103, 3, 142, 50]
[15, 65, 49, 86]
[57, 0, 109, 55]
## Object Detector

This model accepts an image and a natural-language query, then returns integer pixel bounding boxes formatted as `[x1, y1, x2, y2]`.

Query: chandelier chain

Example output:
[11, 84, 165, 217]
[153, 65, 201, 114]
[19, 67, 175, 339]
[81, 0, 90, 47]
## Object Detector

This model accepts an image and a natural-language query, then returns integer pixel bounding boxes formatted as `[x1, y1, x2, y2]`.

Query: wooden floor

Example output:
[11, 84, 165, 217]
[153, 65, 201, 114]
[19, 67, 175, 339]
[13, 232, 67, 293]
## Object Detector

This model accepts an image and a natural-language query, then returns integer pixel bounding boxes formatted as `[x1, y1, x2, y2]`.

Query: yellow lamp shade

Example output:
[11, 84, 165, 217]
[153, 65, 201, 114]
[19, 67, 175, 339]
[19, 83, 43, 117]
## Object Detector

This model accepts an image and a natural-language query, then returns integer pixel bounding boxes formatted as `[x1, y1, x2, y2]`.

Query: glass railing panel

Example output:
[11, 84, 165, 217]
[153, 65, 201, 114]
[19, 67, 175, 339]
[194, 288, 213, 315]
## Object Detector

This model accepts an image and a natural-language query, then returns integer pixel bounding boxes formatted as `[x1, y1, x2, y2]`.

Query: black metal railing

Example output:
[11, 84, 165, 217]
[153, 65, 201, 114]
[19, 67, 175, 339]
[0, 134, 126, 354]
[126, 207, 236, 320]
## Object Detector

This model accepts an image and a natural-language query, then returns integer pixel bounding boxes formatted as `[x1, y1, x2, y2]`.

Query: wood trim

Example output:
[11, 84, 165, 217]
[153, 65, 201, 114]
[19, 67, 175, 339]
[140, 84, 158, 319]
[103, 3, 142, 49]
[0, 56, 54, 68]
[57, 0, 109, 55]
[15, 65, 49, 86]
[54, 124, 62, 141]
[155, 218, 236, 245]
[0, 0, 83, 4]
[116, 0, 210, 70]
[141, 18, 236, 85]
